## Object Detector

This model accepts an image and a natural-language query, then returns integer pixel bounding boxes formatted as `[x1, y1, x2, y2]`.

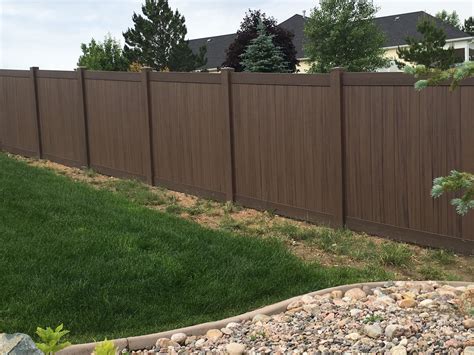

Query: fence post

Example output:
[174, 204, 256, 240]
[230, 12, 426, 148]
[30, 66, 42, 158]
[76, 66, 90, 167]
[330, 67, 346, 228]
[141, 67, 154, 185]
[221, 67, 235, 202]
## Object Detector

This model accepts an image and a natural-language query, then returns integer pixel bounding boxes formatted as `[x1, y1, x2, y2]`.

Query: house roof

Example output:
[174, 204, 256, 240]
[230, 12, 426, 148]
[188, 11, 471, 69]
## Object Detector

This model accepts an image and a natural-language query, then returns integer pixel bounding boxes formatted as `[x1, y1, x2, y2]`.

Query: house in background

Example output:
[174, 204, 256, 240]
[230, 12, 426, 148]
[188, 11, 474, 72]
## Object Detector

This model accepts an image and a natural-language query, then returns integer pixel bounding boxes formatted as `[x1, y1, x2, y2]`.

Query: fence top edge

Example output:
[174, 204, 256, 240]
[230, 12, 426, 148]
[0, 69, 30, 78]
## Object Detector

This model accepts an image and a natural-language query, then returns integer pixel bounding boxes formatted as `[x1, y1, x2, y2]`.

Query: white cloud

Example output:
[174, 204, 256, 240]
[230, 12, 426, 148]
[0, 0, 472, 70]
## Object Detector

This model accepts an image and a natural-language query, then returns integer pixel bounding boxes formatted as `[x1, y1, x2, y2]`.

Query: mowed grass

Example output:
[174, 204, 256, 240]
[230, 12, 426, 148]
[0, 153, 389, 342]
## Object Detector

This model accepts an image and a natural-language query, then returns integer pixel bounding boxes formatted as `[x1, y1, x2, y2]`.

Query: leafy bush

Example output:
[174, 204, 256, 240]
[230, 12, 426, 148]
[35, 324, 71, 354]
[94, 339, 117, 355]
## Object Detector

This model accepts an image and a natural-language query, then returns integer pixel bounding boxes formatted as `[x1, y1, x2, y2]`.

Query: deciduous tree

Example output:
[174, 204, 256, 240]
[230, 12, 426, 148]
[304, 0, 388, 73]
[77, 35, 129, 71]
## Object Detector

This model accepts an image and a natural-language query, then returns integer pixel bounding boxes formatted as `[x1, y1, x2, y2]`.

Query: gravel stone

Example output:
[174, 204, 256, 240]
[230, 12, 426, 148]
[344, 288, 367, 300]
[139, 282, 472, 354]
[170, 333, 186, 345]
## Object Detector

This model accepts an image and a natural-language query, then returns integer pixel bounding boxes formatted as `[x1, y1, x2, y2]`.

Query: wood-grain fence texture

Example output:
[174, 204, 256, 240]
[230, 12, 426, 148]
[0, 67, 473, 254]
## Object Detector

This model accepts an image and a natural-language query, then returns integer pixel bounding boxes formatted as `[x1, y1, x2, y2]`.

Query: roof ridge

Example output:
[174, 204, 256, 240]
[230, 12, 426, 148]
[187, 32, 236, 42]
[374, 10, 429, 20]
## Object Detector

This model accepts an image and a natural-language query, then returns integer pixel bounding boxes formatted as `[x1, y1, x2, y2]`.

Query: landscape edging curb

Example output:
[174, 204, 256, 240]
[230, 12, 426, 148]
[58, 280, 471, 354]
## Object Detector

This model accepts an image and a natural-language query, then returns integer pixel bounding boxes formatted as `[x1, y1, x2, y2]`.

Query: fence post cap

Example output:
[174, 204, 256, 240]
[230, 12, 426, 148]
[220, 67, 235, 72]
[30, 66, 39, 70]
[141, 67, 152, 72]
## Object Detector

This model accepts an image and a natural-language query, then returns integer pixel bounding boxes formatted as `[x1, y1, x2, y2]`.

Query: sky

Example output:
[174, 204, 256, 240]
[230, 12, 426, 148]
[0, 0, 473, 70]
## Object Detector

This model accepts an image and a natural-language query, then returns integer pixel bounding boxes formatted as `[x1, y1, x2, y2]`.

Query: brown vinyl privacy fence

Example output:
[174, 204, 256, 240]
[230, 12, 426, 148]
[0, 67, 473, 254]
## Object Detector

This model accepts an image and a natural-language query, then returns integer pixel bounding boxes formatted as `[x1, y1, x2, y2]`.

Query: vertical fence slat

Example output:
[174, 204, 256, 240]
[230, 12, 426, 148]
[330, 67, 345, 228]
[76, 67, 90, 167]
[30, 66, 42, 158]
[141, 67, 154, 185]
[221, 68, 235, 201]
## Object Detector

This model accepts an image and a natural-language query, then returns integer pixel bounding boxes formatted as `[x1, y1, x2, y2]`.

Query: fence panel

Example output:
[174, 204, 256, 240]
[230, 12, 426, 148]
[231, 73, 335, 224]
[0, 70, 39, 157]
[461, 86, 474, 242]
[84, 72, 148, 181]
[0, 69, 472, 253]
[36, 71, 85, 166]
[149, 73, 226, 200]
[343, 73, 468, 250]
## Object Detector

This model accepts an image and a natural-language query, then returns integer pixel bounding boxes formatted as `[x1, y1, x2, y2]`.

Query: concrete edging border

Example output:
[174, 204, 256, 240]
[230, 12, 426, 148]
[59, 281, 471, 354]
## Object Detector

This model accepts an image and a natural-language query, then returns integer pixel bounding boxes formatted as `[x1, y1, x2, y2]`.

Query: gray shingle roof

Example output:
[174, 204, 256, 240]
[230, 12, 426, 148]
[188, 11, 471, 69]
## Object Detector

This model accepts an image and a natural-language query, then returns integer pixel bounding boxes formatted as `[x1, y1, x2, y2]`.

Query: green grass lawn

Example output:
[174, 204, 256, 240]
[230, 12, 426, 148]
[0, 153, 389, 342]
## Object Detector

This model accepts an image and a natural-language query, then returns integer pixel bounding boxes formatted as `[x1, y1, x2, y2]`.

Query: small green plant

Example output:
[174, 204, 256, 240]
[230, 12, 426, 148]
[107, 179, 166, 206]
[186, 200, 215, 216]
[84, 168, 98, 178]
[94, 339, 117, 355]
[219, 214, 245, 231]
[165, 203, 182, 215]
[418, 265, 446, 280]
[378, 243, 412, 267]
[363, 314, 383, 324]
[428, 249, 456, 265]
[223, 201, 241, 214]
[35, 324, 71, 354]
[271, 222, 318, 241]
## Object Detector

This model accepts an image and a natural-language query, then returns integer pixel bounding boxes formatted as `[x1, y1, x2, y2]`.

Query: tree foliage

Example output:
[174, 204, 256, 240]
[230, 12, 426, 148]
[240, 21, 289, 72]
[123, 0, 205, 72]
[406, 61, 474, 215]
[405, 61, 474, 90]
[77, 35, 129, 71]
[223, 10, 298, 72]
[304, 0, 388, 73]
[435, 10, 462, 30]
[463, 16, 474, 35]
[397, 17, 457, 70]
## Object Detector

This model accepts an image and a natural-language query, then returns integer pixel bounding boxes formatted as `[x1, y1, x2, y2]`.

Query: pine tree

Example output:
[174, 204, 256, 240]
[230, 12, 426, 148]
[78, 35, 129, 71]
[397, 17, 457, 70]
[463, 17, 474, 36]
[223, 10, 298, 72]
[122, 0, 205, 72]
[240, 21, 289, 73]
[435, 10, 461, 30]
[304, 0, 388, 73]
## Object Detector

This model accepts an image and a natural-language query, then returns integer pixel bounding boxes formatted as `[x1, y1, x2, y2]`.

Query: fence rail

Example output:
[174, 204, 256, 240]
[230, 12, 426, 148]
[0, 67, 473, 254]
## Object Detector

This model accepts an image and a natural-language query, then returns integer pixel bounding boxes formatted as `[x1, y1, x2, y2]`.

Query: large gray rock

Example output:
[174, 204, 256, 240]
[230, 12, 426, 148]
[0, 333, 42, 355]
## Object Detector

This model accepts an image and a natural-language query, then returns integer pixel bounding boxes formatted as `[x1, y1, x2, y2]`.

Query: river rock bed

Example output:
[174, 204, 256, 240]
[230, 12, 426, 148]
[133, 282, 474, 354]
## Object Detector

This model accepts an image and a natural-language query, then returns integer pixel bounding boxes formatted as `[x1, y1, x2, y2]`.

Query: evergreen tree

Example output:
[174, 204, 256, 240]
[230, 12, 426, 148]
[240, 21, 289, 73]
[223, 10, 298, 72]
[304, 0, 388, 73]
[169, 42, 207, 72]
[397, 17, 457, 70]
[463, 17, 474, 35]
[122, 0, 204, 72]
[77, 35, 129, 71]
[435, 10, 461, 30]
